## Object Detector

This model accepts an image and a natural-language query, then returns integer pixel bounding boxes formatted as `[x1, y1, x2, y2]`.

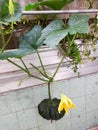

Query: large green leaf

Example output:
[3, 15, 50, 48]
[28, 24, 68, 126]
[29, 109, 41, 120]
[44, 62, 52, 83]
[19, 25, 43, 50]
[25, 0, 74, 10]
[67, 13, 89, 34]
[41, 19, 68, 48]
[42, 14, 89, 48]
[0, 0, 8, 19]
[0, 0, 8, 13]
[42, 19, 64, 37]
[0, 1, 22, 23]
[25, 2, 40, 10]
[0, 49, 33, 59]
[43, 30, 68, 48]
[40, 0, 74, 10]
[0, 25, 43, 60]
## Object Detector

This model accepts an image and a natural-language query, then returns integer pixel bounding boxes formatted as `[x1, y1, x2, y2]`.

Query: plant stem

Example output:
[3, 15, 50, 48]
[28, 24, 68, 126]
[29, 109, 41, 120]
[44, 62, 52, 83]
[20, 58, 31, 76]
[7, 58, 30, 75]
[0, 31, 5, 48]
[31, 75, 48, 82]
[30, 63, 49, 79]
[52, 54, 66, 79]
[70, 34, 77, 46]
[48, 81, 52, 102]
[52, 34, 76, 80]
[1, 32, 13, 52]
[7, 59, 49, 82]
[36, 49, 49, 78]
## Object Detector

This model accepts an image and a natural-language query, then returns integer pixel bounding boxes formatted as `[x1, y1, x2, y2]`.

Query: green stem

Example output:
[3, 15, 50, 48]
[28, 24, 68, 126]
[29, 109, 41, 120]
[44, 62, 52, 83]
[52, 34, 76, 80]
[7, 58, 30, 75]
[7, 59, 49, 82]
[1, 32, 13, 52]
[30, 63, 49, 79]
[1, 31, 5, 48]
[36, 50, 49, 78]
[11, 16, 14, 30]
[52, 54, 66, 79]
[48, 81, 52, 102]
[20, 58, 31, 76]
[70, 34, 77, 46]
[31, 75, 48, 82]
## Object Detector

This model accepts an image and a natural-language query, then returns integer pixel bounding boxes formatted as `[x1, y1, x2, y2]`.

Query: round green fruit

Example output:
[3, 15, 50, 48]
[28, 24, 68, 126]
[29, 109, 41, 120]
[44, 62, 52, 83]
[38, 98, 65, 120]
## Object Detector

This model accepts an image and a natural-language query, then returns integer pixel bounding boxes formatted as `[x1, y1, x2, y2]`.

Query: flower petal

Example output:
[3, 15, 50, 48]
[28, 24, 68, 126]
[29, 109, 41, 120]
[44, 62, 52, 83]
[58, 93, 76, 114]
[58, 101, 63, 113]
[63, 103, 69, 114]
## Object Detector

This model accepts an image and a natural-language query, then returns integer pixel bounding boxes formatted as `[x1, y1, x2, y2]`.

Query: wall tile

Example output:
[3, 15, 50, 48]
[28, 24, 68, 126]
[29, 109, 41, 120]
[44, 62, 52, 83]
[30, 127, 39, 130]
[52, 80, 70, 98]
[86, 74, 98, 94]
[39, 122, 55, 130]
[86, 93, 98, 112]
[0, 93, 15, 116]
[69, 77, 85, 98]
[55, 116, 71, 130]
[70, 96, 86, 117]
[17, 108, 38, 130]
[71, 114, 86, 130]
[33, 85, 48, 106]
[86, 110, 98, 129]
[0, 113, 19, 130]
[14, 88, 35, 111]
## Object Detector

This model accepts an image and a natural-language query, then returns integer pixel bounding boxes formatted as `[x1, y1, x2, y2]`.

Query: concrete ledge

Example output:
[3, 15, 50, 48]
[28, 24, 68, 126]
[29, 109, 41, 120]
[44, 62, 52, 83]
[88, 126, 98, 130]
[0, 43, 98, 93]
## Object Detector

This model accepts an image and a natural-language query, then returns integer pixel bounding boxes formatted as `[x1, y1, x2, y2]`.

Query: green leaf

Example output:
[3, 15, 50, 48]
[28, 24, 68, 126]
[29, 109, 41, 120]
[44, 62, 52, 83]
[44, 30, 68, 48]
[0, 25, 43, 60]
[0, 1, 22, 23]
[42, 14, 89, 48]
[67, 13, 89, 34]
[25, 0, 74, 10]
[0, 49, 33, 60]
[25, 2, 40, 10]
[19, 25, 43, 50]
[42, 19, 64, 38]
[40, 0, 74, 10]
[0, 0, 8, 19]
[41, 19, 68, 48]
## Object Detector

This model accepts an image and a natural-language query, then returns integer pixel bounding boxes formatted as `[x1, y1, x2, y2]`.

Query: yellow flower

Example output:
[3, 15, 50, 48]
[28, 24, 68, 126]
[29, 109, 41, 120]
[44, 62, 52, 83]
[9, 0, 14, 15]
[58, 94, 76, 114]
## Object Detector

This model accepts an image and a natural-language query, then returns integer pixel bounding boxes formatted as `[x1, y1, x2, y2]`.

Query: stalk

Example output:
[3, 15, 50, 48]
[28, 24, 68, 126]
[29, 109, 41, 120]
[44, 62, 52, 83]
[31, 75, 49, 82]
[7, 58, 30, 75]
[1, 31, 13, 52]
[48, 81, 52, 102]
[20, 58, 31, 76]
[52, 54, 66, 79]
[0, 31, 5, 49]
[7, 59, 49, 82]
[52, 34, 76, 80]
[30, 63, 50, 79]
[36, 50, 49, 78]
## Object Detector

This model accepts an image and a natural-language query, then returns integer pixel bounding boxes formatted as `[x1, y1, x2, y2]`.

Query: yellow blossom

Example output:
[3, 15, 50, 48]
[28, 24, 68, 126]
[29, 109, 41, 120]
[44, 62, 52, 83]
[58, 94, 76, 114]
[9, 0, 14, 15]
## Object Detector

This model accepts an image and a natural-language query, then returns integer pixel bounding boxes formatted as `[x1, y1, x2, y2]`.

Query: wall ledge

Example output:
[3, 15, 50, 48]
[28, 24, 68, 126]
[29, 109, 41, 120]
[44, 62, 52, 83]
[0, 44, 98, 94]
[87, 126, 98, 130]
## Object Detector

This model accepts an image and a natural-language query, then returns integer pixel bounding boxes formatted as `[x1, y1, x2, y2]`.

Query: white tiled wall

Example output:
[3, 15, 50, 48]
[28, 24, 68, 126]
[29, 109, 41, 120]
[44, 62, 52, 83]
[0, 73, 98, 130]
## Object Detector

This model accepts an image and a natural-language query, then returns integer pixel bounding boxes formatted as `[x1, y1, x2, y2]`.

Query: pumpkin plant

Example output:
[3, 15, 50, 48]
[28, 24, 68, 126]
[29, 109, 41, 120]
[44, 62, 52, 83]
[0, 0, 97, 121]
[0, 7, 94, 120]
